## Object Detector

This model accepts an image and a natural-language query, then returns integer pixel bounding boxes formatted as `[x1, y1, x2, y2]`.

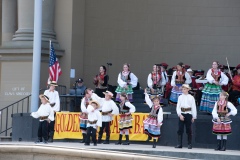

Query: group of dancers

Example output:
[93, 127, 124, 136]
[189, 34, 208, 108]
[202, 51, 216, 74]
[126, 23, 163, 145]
[79, 88, 162, 148]
[30, 61, 240, 150]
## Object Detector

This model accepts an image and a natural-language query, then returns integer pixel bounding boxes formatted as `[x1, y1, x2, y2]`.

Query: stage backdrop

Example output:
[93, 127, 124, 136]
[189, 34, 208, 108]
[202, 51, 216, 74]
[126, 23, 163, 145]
[54, 112, 152, 141]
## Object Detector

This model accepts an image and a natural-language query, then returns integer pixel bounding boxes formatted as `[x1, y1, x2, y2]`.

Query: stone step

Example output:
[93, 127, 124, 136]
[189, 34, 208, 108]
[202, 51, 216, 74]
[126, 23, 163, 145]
[132, 98, 145, 103]
[133, 90, 144, 94]
[0, 136, 12, 142]
[132, 94, 144, 99]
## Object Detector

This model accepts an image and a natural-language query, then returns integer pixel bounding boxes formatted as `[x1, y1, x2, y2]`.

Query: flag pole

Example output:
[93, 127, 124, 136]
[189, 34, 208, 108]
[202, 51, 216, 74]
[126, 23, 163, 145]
[48, 39, 52, 86]
[30, 0, 42, 112]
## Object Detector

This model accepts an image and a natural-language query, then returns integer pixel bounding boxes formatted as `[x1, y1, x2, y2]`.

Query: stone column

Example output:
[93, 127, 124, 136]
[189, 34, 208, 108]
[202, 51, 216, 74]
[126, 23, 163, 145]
[13, 0, 57, 46]
[2, 0, 17, 42]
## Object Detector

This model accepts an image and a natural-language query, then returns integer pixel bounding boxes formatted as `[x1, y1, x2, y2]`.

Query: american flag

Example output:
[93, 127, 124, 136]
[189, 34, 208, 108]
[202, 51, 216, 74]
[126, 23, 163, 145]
[49, 41, 62, 82]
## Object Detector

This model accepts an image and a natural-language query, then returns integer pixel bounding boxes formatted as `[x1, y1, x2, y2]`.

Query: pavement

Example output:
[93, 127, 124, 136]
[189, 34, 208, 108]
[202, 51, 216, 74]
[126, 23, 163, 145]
[0, 142, 240, 160]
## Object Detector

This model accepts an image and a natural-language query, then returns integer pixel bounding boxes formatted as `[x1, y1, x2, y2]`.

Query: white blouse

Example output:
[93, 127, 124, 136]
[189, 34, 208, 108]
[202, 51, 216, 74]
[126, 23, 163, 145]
[117, 72, 138, 88]
[91, 93, 119, 122]
[171, 71, 192, 87]
[161, 71, 168, 86]
[81, 97, 91, 113]
[81, 93, 103, 113]
[176, 94, 197, 119]
[206, 69, 229, 86]
[86, 105, 102, 128]
[147, 73, 161, 88]
[31, 103, 54, 121]
[212, 101, 237, 119]
[43, 90, 60, 112]
[121, 101, 136, 113]
[144, 93, 163, 124]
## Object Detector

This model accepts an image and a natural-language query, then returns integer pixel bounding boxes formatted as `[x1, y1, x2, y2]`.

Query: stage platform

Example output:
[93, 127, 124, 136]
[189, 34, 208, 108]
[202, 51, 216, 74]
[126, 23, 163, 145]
[12, 103, 240, 150]
[0, 142, 240, 160]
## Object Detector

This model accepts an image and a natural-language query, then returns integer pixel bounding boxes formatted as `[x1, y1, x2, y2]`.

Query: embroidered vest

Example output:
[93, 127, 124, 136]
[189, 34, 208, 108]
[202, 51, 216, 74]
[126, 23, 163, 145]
[217, 100, 228, 116]
[211, 69, 221, 82]
[175, 71, 186, 84]
[149, 105, 160, 118]
[119, 102, 130, 113]
[121, 72, 131, 82]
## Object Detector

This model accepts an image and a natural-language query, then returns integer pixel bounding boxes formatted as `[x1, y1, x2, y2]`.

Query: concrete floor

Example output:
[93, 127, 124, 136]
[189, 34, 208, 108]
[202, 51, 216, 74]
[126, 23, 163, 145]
[0, 142, 240, 160]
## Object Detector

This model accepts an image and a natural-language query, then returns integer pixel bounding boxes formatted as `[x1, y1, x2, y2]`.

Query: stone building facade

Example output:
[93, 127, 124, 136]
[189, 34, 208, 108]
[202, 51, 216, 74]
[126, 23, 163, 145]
[1, 0, 240, 108]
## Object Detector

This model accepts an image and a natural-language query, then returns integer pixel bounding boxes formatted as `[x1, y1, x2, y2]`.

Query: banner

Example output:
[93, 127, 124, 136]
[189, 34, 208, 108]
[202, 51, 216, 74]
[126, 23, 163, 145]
[54, 112, 150, 141]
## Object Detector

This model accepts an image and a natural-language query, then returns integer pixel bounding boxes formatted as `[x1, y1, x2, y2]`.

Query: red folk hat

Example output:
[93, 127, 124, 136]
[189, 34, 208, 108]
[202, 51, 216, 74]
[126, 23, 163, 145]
[236, 64, 240, 70]
[184, 65, 191, 69]
[161, 63, 168, 69]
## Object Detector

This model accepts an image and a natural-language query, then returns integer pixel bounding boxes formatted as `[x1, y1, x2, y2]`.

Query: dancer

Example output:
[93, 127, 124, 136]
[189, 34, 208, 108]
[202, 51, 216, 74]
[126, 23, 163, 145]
[115, 92, 136, 145]
[200, 61, 228, 113]
[115, 63, 138, 102]
[93, 65, 109, 98]
[87, 90, 119, 144]
[212, 91, 237, 151]
[84, 100, 102, 146]
[175, 84, 197, 149]
[143, 89, 163, 148]
[31, 94, 54, 144]
[169, 62, 192, 104]
[160, 62, 169, 97]
[79, 88, 94, 143]
[147, 64, 162, 99]
[43, 81, 60, 142]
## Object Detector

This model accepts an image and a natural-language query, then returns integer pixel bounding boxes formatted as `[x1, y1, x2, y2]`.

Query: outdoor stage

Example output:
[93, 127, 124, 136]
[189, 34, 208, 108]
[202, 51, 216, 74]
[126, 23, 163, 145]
[12, 103, 240, 150]
[0, 142, 240, 160]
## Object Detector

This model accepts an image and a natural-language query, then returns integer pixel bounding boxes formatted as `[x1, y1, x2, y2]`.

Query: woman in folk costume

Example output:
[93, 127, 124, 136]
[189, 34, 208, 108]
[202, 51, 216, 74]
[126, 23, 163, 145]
[79, 88, 94, 143]
[200, 61, 229, 113]
[143, 89, 163, 148]
[93, 65, 109, 98]
[169, 62, 192, 104]
[115, 63, 138, 102]
[115, 92, 136, 145]
[147, 64, 163, 99]
[212, 91, 237, 151]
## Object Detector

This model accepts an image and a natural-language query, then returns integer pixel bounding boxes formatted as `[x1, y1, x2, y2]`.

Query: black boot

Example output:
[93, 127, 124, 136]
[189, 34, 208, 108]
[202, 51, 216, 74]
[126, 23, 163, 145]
[187, 134, 192, 149]
[35, 137, 42, 143]
[122, 135, 130, 145]
[97, 134, 103, 144]
[103, 135, 110, 144]
[215, 140, 221, 151]
[175, 135, 182, 148]
[115, 134, 122, 145]
[152, 139, 157, 148]
[220, 140, 227, 151]
[146, 135, 152, 142]
[80, 133, 86, 143]
[48, 131, 54, 143]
